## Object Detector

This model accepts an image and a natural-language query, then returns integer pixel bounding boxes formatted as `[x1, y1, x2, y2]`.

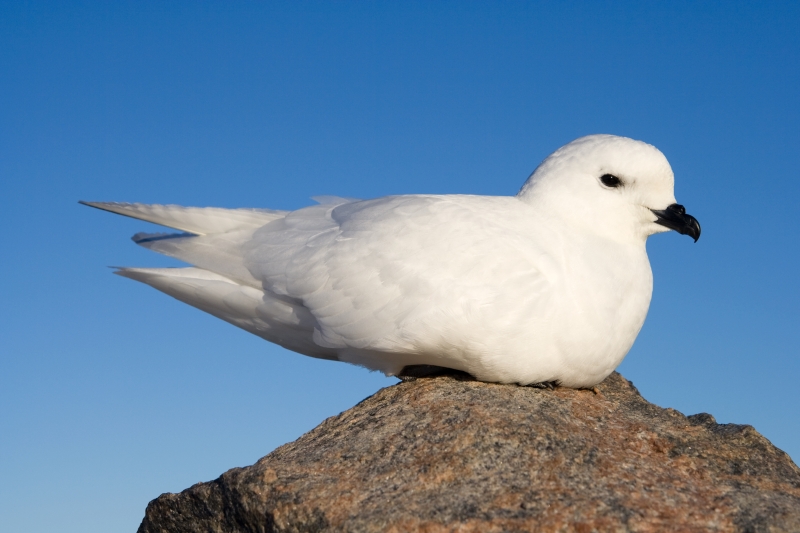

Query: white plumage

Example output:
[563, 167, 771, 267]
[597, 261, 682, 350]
[83, 134, 700, 387]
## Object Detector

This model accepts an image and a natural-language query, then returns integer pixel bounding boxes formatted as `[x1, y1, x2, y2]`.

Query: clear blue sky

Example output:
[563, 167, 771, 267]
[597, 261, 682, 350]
[1, 2, 798, 532]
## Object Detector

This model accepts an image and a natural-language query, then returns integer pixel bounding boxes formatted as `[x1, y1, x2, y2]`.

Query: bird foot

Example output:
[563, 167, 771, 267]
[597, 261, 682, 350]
[398, 365, 474, 382]
[527, 380, 560, 390]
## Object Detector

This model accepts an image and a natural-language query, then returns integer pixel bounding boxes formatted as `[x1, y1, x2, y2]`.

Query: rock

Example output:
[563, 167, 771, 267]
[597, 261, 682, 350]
[137, 373, 800, 532]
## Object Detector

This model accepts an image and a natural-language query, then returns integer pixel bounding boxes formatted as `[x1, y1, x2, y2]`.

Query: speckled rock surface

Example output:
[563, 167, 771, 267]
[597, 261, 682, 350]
[138, 373, 800, 532]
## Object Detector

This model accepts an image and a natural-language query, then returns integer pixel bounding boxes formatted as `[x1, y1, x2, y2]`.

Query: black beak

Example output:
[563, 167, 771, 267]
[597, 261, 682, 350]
[651, 203, 701, 242]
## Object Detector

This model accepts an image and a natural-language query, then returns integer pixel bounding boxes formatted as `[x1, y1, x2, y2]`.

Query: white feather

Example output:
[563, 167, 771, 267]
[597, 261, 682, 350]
[79, 201, 285, 235]
[114, 267, 336, 360]
[86, 134, 696, 387]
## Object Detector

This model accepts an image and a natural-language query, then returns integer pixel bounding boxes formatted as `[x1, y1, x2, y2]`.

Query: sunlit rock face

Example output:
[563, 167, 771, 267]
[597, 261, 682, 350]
[138, 372, 800, 533]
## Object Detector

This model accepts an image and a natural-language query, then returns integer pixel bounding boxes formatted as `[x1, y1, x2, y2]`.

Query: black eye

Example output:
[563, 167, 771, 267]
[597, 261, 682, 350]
[600, 174, 622, 188]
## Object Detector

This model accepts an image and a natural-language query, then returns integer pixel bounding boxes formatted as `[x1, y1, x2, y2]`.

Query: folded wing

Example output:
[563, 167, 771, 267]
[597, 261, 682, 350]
[86, 196, 552, 376]
[243, 195, 553, 375]
[115, 267, 336, 360]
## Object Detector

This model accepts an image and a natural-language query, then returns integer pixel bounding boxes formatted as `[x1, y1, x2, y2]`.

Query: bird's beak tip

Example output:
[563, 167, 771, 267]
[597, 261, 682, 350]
[651, 204, 700, 242]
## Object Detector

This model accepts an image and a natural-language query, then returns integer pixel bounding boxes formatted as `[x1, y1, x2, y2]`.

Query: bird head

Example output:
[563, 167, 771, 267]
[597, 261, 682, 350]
[517, 134, 700, 244]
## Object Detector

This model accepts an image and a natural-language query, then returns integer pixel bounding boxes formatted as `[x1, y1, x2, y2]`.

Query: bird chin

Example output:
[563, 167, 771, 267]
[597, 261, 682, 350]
[646, 222, 673, 237]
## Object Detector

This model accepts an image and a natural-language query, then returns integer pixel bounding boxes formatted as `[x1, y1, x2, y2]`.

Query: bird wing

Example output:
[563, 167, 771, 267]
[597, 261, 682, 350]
[115, 267, 336, 360]
[79, 201, 286, 235]
[81, 201, 337, 359]
[87, 196, 555, 374]
[80, 200, 287, 288]
[244, 195, 555, 372]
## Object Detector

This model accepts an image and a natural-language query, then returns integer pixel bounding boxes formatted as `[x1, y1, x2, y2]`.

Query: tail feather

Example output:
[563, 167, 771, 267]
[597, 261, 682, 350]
[115, 267, 337, 361]
[80, 201, 286, 235]
[130, 230, 262, 288]
[85, 201, 340, 360]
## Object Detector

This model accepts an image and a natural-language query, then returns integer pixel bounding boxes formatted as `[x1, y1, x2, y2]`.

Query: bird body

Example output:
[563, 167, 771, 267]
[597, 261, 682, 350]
[83, 135, 699, 387]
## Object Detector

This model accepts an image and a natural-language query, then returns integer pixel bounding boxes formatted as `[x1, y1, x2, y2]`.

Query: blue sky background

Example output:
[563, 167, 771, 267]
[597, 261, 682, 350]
[1, 2, 798, 532]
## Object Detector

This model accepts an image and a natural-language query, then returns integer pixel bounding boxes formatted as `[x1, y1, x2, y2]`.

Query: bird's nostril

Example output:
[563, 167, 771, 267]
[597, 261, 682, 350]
[670, 204, 686, 215]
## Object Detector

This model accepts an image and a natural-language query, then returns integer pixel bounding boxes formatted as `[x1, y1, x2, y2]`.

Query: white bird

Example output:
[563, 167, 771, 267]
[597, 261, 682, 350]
[82, 134, 699, 388]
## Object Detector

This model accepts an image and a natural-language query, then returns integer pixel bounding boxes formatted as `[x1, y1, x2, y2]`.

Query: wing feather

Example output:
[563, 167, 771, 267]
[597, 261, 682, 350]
[115, 267, 336, 360]
[80, 201, 286, 235]
[244, 195, 554, 372]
